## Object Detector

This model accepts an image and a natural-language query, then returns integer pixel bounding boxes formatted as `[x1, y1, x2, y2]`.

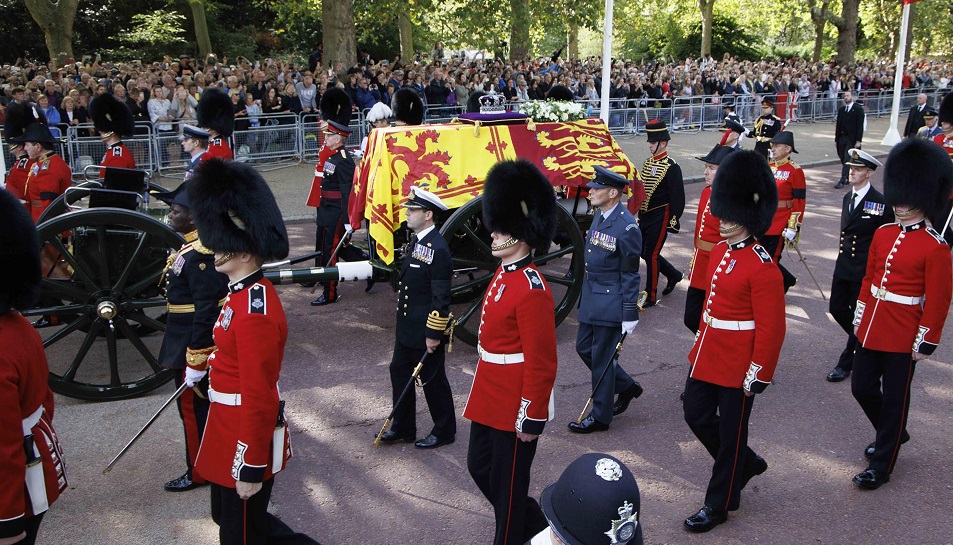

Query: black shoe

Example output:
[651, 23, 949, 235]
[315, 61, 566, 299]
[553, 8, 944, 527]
[740, 455, 768, 490]
[164, 473, 206, 492]
[864, 433, 909, 459]
[834, 181, 846, 189]
[662, 273, 683, 296]
[310, 294, 338, 306]
[826, 367, 851, 382]
[32, 316, 53, 328]
[376, 430, 414, 444]
[613, 382, 643, 416]
[567, 415, 610, 434]
[365, 279, 376, 293]
[852, 468, 890, 490]
[683, 505, 728, 533]
[415, 434, 455, 449]
[641, 299, 657, 309]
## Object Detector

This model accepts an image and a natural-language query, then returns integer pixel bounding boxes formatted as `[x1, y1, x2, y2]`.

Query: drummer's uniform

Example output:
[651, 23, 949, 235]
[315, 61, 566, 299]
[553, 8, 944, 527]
[762, 156, 805, 289]
[206, 135, 234, 160]
[316, 146, 357, 301]
[750, 113, 781, 159]
[98, 141, 135, 178]
[388, 225, 455, 440]
[684, 236, 785, 512]
[684, 185, 721, 333]
[0, 312, 68, 544]
[158, 231, 227, 488]
[638, 151, 685, 304]
[464, 254, 557, 545]
[5, 152, 33, 204]
[24, 151, 71, 222]
[193, 270, 314, 545]
[851, 220, 952, 476]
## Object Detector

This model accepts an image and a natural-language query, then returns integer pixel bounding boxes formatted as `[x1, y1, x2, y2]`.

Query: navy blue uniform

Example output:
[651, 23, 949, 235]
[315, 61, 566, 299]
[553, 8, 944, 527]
[577, 204, 642, 425]
[389, 227, 455, 439]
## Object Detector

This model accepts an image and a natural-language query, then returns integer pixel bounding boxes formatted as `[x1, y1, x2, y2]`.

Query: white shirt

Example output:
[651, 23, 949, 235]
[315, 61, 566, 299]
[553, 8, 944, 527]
[849, 182, 871, 212]
[413, 224, 435, 241]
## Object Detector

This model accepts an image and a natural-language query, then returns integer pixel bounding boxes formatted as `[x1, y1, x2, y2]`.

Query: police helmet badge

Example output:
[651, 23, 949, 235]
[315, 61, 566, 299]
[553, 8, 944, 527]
[595, 457, 623, 481]
[604, 500, 639, 544]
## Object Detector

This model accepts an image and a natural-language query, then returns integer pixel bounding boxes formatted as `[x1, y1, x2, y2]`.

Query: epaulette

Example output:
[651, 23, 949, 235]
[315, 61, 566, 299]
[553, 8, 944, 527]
[752, 244, 773, 263]
[788, 159, 800, 169]
[926, 226, 947, 245]
[248, 284, 267, 314]
[523, 268, 545, 290]
[192, 238, 215, 255]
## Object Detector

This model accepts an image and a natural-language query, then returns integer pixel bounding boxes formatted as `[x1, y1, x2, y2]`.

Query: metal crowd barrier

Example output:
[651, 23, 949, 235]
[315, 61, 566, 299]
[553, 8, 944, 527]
[66, 122, 156, 176]
[232, 112, 301, 170]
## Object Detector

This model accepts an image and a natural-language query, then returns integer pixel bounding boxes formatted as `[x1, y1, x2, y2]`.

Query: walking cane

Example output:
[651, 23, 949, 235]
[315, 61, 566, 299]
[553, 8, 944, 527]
[576, 332, 628, 424]
[787, 243, 828, 301]
[103, 382, 189, 474]
[374, 351, 430, 446]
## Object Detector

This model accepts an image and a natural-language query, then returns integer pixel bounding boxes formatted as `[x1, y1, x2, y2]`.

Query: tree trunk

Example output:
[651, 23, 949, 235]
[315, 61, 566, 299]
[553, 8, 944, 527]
[397, 10, 414, 65]
[808, 0, 831, 62]
[832, 0, 860, 64]
[567, 20, 579, 60]
[23, 0, 79, 65]
[697, 0, 715, 58]
[323, 0, 356, 69]
[508, 0, 531, 62]
[188, 0, 213, 60]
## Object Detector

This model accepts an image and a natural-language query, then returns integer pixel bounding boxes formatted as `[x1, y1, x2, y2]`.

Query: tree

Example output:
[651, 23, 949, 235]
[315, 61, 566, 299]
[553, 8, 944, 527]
[828, 0, 860, 64]
[188, 0, 213, 59]
[397, 10, 414, 61]
[111, 11, 189, 61]
[509, 0, 531, 61]
[807, 0, 832, 62]
[697, 0, 715, 57]
[23, 0, 80, 64]
[323, 0, 357, 67]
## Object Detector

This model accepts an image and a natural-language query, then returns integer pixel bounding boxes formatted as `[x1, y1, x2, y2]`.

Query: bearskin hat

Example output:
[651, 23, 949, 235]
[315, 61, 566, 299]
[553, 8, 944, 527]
[187, 158, 289, 262]
[546, 85, 575, 102]
[939, 91, 953, 125]
[466, 91, 486, 113]
[89, 93, 135, 137]
[482, 159, 557, 255]
[0, 188, 41, 314]
[3, 103, 47, 148]
[197, 88, 235, 137]
[320, 87, 353, 128]
[392, 88, 424, 125]
[883, 137, 953, 220]
[710, 149, 778, 237]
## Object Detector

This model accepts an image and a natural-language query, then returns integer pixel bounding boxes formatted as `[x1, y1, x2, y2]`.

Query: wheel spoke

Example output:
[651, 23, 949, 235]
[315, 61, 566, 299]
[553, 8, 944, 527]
[27, 303, 88, 316]
[47, 236, 98, 291]
[535, 244, 575, 264]
[454, 299, 483, 328]
[105, 324, 121, 386]
[461, 224, 495, 261]
[113, 317, 162, 373]
[113, 231, 150, 293]
[41, 314, 92, 348]
[541, 273, 575, 287]
[451, 272, 493, 295]
[453, 257, 496, 270]
[62, 320, 102, 382]
[37, 278, 88, 302]
[96, 225, 111, 290]
[124, 311, 166, 332]
[126, 297, 169, 311]
[124, 270, 164, 299]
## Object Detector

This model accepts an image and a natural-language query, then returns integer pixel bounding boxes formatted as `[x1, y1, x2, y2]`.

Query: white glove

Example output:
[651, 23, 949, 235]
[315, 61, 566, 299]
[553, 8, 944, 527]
[782, 228, 797, 242]
[622, 320, 639, 335]
[344, 223, 354, 234]
[184, 367, 207, 387]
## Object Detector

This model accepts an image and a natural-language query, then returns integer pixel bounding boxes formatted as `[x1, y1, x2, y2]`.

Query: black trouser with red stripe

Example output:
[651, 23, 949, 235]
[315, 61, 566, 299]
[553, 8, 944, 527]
[683, 377, 759, 512]
[210, 479, 321, 545]
[758, 235, 797, 291]
[639, 208, 680, 303]
[851, 346, 915, 474]
[173, 369, 210, 484]
[467, 422, 548, 545]
[829, 277, 861, 371]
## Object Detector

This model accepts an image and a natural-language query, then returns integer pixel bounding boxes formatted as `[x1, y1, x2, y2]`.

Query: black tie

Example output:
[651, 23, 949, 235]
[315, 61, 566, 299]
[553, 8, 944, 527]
[848, 193, 857, 214]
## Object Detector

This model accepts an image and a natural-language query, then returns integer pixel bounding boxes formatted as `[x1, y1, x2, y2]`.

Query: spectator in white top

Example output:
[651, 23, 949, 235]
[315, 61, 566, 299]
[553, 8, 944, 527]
[297, 74, 318, 113]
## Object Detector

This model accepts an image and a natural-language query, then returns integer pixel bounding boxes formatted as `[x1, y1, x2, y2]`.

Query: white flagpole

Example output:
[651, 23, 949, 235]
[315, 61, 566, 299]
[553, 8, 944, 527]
[881, 2, 912, 146]
[599, 0, 614, 124]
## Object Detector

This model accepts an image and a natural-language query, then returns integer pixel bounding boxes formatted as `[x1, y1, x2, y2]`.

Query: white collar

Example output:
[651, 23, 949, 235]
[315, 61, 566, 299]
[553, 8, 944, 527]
[413, 224, 435, 240]
[851, 182, 870, 204]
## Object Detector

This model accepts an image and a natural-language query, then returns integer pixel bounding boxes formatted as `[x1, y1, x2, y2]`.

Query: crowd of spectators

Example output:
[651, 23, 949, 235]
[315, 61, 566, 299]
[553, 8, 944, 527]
[1, 47, 951, 134]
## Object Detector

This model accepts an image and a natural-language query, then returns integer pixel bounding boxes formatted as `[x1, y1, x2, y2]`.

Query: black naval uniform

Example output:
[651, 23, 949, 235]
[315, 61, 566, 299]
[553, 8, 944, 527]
[158, 230, 228, 486]
[389, 226, 455, 440]
[829, 185, 893, 374]
[749, 113, 782, 159]
[639, 152, 685, 304]
[315, 146, 363, 301]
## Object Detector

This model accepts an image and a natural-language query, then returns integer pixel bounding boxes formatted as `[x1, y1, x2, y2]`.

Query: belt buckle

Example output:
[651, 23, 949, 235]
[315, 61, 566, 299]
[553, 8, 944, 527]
[876, 287, 886, 299]
[705, 314, 713, 326]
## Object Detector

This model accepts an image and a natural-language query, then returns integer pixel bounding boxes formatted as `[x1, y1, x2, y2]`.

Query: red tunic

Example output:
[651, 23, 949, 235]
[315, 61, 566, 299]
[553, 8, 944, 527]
[24, 153, 72, 222]
[463, 256, 558, 435]
[306, 144, 338, 208]
[854, 221, 953, 355]
[688, 238, 786, 391]
[688, 186, 722, 289]
[206, 136, 234, 160]
[5, 155, 33, 203]
[933, 133, 953, 161]
[100, 142, 135, 171]
[767, 158, 806, 236]
[0, 313, 67, 539]
[194, 271, 291, 486]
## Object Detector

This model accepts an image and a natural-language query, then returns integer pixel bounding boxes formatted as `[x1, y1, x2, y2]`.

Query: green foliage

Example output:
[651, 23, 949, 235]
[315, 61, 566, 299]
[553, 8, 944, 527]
[682, 14, 764, 60]
[108, 10, 188, 61]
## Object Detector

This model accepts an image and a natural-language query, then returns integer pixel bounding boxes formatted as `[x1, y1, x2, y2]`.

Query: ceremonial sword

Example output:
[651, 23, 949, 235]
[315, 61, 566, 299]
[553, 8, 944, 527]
[103, 382, 189, 474]
[374, 351, 430, 446]
[576, 332, 628, 424]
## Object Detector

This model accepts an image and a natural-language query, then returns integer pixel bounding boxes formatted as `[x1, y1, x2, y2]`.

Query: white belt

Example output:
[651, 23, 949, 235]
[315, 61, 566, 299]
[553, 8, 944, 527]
[22, 406, 44, 435]
[870, 285, 923, 305]
[703, 312, 756, 331]
[208, 388, 242, 406]
[477, 344, 525, 365]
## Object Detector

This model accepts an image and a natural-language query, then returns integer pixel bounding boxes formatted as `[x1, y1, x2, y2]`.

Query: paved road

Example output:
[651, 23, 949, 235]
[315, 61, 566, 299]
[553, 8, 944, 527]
[42, 155, 953, 544]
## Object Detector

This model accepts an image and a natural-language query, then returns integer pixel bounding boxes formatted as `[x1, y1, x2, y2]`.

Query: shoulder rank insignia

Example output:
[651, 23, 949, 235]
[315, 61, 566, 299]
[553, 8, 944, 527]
[249, 285, 266, 314]
[524, 268, 545, 290]
[862, 201, 884, 216]
[753, 245, 772, 263]
[411, 243, 434, 264]
[926, 227, 946, 244]
[112, 147, 123, 156]
[589, 230, 617, 252]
